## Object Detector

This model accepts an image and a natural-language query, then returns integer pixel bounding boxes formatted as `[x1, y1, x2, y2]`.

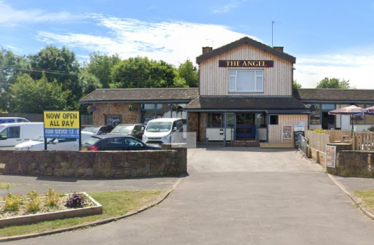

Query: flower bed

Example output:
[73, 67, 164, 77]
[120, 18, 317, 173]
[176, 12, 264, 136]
[0, 191, 102, 228]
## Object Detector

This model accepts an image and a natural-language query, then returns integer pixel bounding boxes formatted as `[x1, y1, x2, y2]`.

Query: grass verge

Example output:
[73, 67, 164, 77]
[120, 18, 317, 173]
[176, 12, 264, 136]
[0, 190, 167, 238]
[353, 189, 374, 214]
[0, 183, 11, 190]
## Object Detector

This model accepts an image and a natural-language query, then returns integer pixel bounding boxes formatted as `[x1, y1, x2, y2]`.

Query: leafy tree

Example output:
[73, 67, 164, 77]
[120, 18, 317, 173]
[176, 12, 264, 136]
[177, 60, 198, 87]
[85, 52, 120, 88]
[0, 48, 30, 111]
[9, 73, 67, 113]
[28, 46, 81, 109]
[79, 68, 102, 95]
[316, 77, 350, 89]
[293, 80, 302, 89]
[111, 57, 186, 88]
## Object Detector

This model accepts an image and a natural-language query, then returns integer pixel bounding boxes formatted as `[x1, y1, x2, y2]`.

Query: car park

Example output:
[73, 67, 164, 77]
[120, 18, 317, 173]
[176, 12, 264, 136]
[82, 125, 114, 135]
[82, 135, 160, 151]
[0, 117, 30, 124]
[14, 132, 94, 151]
[108, 123, 144, 139]
[142, 118, 184, 144]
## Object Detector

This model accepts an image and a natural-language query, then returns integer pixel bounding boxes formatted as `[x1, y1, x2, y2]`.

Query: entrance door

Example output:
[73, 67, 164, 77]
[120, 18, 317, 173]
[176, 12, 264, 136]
[322, 112, 335, 130]
[236, 113, 256, 140]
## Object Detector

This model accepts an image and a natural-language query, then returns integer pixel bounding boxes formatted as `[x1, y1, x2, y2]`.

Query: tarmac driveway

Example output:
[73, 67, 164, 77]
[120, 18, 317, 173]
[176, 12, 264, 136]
[5, 147, 374, 245]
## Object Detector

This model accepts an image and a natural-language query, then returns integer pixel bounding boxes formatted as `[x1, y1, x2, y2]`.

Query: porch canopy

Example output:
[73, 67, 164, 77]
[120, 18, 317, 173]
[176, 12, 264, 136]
[184, 96, 310, 113]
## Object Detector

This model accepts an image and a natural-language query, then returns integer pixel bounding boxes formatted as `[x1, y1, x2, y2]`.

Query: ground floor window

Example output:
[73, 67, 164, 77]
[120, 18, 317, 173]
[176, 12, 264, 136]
[104, 115, 122, 127]
[140, 103, 187, 124]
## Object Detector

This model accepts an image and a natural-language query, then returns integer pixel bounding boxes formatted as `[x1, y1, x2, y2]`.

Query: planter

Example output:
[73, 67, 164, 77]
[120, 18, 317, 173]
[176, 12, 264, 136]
[0, 192, 102, 228]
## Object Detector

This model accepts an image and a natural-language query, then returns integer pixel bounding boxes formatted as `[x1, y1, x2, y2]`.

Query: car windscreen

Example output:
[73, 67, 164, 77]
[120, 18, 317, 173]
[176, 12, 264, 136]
[111, 125, 134, 134]
[82, 126, 100, 134]
[146, 122, 172, 132]
[83, 137, 101, 146]
[0, 126, 4, 132]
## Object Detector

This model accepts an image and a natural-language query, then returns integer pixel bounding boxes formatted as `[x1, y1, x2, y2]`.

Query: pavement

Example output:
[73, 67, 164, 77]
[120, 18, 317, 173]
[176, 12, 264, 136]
[2, 147, 374, 245]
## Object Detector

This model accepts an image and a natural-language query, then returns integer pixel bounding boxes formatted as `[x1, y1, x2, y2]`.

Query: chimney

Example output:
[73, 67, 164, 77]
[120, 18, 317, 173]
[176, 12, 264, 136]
[273, 46, 284, 53]
[202, 47, 213, 55]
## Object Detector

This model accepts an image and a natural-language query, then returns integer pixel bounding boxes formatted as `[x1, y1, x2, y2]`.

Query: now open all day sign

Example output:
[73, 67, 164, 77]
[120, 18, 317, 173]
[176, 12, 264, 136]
[43, 111, 80, 138]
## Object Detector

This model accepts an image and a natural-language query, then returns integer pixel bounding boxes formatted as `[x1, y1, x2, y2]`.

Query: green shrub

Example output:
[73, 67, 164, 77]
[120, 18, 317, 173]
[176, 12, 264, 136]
[45, 188, 60, 208]
[4, 193, 23, 212]
[25, 190, 40, 213]
[367, 126, 374, 132]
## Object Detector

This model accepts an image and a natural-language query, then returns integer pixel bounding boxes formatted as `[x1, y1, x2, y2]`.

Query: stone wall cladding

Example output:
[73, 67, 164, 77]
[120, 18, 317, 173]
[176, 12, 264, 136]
[1, 145, 187, 178]
[93, 103, 139, 126]
[327, 151, 374, 177]
[187, 112, 207, 142]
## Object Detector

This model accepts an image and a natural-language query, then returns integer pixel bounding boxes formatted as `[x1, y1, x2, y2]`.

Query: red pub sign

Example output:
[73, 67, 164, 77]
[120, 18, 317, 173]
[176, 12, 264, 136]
[219, 60, 274, 68]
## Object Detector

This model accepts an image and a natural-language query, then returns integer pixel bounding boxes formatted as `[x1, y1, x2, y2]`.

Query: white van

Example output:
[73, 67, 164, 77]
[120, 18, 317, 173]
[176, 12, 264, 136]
[0, 117, 30, 124]
[142, 118, 184, 144]
[0, 123, 44, 148]
[14, 132, 94, 151]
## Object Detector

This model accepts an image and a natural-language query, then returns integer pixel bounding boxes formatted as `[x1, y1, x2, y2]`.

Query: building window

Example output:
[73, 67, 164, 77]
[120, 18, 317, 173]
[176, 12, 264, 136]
[105, 115, 122, 127]
[229, 70, 263, 92]
[270, 115, 278, 125]
[306, 104, 321, 125]
[208, 113, 223, 128]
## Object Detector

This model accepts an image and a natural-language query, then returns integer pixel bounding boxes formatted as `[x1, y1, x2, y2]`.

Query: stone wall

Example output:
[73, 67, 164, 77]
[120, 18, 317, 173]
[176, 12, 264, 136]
[308, 143, 351, 168]
[327, 151, 374, 177]
[1, 144, 186, 178]
[93, 103, 139, 126]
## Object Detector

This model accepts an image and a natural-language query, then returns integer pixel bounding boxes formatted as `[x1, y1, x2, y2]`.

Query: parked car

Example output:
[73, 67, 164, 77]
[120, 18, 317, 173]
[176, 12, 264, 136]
[0, 122, 43, 148]
[0, 117, 30, 124]
[108, 124, 144, 139]
[14, 132, 94, 151]
[142, 118, 184, 144]
[82, 135, 160, 151]
[82, 125, 114, 135]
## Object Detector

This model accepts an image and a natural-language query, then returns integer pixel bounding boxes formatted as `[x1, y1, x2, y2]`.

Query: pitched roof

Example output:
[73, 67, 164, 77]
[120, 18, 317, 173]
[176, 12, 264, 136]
[184, 96, 308, 110]
[80, 88, 199, 104]
[294, 89, 374, 102]
[196, 37, 296, 64]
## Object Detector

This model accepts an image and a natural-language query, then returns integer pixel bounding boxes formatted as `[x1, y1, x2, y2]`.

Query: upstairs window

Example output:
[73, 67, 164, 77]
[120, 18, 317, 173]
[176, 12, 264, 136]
[229, 70, 263, 92]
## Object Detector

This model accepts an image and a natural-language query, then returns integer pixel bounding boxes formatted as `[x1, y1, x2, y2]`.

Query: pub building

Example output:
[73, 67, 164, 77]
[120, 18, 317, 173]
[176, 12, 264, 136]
[80, 37, 374, 147]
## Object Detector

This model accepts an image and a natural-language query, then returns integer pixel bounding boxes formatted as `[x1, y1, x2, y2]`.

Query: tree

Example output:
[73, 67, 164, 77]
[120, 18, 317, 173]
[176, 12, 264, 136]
[9, 73, 67, 113]
[316, 77, 350, 89]
[110, 57, 186, 88]
[293, 80, 302, 89]
[28, 46, 81, 109]
[0, 48, 30, 111]
[177, 60, 199, 87]
[79, 68, 102, 95]
[85, 52, 121, 88]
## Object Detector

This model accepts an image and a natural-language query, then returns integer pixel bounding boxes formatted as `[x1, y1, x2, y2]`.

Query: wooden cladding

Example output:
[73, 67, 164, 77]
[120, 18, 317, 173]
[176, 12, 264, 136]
[219, 60, 274, 68]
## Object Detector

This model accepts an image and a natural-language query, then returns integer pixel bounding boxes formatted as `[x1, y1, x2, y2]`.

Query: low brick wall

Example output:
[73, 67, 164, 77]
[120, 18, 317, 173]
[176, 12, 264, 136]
[327, 151, 374, 177]
[0, 144, 187, 178]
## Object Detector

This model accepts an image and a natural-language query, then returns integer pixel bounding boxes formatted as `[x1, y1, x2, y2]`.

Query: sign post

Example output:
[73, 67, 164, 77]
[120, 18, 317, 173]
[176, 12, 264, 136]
[43, 111, 80, 150]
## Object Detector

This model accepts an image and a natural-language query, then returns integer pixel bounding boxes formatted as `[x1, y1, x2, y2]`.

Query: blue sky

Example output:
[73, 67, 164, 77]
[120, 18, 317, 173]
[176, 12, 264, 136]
[1, 0, 374, 88]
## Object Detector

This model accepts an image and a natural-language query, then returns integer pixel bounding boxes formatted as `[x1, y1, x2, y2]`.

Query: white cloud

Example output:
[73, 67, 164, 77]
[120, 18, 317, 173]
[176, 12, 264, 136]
[211, 0, 247, 14]
[294, 53, 374, 89]
[37, 14, 251, 65]
[0, 0, 78, 27]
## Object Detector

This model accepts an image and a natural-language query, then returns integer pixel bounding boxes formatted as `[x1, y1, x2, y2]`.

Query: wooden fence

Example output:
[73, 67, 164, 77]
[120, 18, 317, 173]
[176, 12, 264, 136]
[353, 132, 374, 151]
[306, 131, 331, 153]
[324, 130, 351, 142]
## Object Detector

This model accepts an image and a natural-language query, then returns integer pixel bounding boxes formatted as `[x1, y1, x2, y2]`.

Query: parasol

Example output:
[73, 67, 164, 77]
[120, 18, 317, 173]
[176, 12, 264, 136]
[328, 105, 367, 134]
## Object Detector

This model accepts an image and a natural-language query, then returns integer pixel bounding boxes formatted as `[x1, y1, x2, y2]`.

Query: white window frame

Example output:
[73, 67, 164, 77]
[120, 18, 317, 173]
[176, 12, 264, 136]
[228, 70, 264, 93]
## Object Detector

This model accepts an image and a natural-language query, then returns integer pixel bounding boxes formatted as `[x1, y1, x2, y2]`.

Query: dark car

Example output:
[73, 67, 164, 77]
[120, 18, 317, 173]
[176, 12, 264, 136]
[82, 125, 114, 135]
[82, 135, 160, 151]
[108, 124, 144, 139]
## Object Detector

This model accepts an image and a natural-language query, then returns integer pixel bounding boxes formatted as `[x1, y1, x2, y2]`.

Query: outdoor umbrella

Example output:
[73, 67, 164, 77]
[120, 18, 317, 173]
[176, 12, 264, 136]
[365, 105, 374, 115]
[328, 105, 367, 135]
